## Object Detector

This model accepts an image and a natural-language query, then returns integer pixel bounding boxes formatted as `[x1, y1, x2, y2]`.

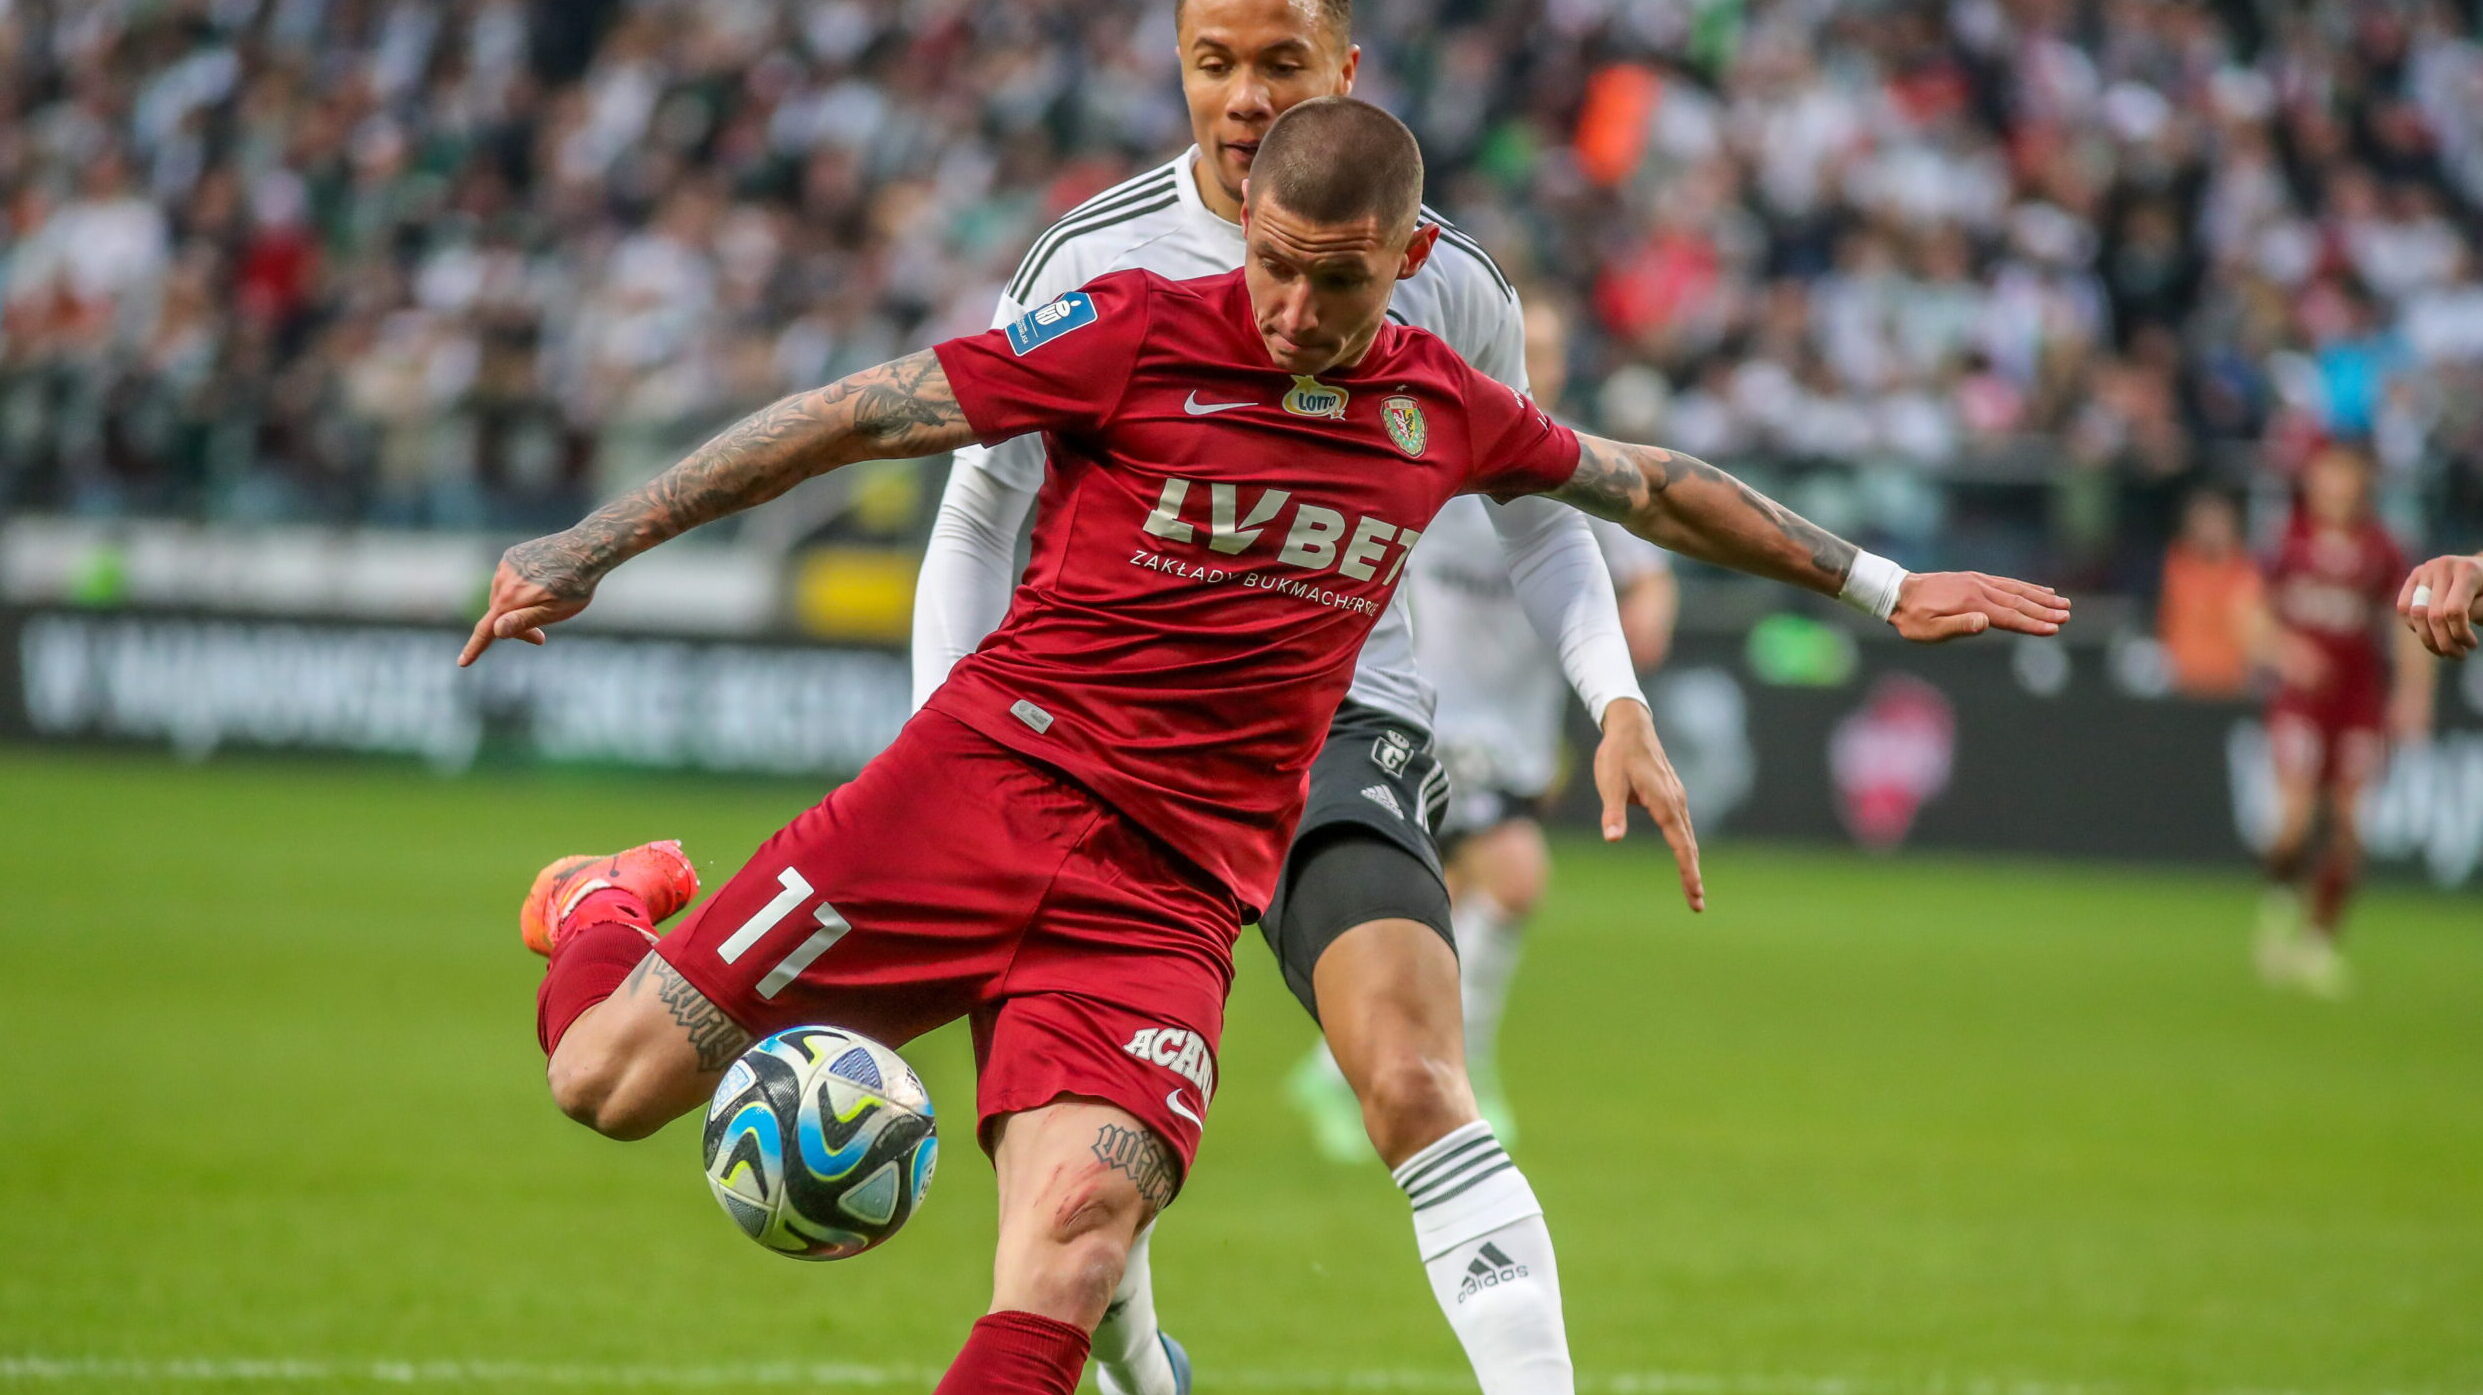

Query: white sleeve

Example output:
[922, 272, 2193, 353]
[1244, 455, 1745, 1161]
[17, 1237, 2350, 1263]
[909, 456, 1039, 708]
[907, 257, 1084, 706]
[1459, 275, 1647, 721]
[1486, 495, 1645, 723]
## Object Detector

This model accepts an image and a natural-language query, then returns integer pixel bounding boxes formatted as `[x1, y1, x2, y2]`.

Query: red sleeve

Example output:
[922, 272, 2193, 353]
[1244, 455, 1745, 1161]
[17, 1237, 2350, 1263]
[1460, 368, 1582, 501]
[931, 271, 1152, 446]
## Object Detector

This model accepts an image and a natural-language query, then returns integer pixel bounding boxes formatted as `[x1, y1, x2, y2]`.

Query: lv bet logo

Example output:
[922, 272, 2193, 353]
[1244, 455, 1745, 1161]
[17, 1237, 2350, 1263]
[1141, 478, 1420, 583]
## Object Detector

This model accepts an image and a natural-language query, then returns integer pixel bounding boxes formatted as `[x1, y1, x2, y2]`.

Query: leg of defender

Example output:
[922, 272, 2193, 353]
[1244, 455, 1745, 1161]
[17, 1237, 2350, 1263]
[1302, 850, 1575, 1395]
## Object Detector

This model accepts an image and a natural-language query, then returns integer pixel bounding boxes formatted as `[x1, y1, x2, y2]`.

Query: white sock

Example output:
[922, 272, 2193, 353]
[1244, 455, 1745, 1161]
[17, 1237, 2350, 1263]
[1093, 1223, 1174, 1395]
[1393, 1121, 1573, 1395]
[1453, 892, 1522, 1076]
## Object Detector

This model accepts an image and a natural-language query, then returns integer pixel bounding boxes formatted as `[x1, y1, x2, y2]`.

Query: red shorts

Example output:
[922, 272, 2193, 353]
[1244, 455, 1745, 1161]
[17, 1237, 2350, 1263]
[654, 709, 1239, 1177]
[2268, 677, 2387, 786]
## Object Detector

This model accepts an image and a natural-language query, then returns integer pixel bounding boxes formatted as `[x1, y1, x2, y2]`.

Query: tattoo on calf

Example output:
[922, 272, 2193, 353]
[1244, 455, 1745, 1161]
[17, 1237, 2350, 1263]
[638, 955, 753, 1072]
[1091, 1123, 1179, 1212]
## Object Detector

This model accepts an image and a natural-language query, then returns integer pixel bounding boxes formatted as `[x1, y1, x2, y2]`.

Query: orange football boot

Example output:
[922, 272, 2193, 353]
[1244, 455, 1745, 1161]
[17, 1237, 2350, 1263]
[519, 839, 701, 956]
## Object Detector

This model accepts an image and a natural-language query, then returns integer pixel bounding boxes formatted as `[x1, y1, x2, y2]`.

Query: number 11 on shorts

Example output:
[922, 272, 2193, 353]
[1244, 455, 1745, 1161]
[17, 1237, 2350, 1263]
[715, 867, 853, 1000]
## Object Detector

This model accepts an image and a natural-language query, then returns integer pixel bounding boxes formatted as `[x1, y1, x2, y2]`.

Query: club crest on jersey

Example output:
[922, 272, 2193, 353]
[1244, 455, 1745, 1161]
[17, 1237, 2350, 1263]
[1005, 291, 1097, 355]
[1283, 375, 1350, 420]
[1383, 395, 1427, 457]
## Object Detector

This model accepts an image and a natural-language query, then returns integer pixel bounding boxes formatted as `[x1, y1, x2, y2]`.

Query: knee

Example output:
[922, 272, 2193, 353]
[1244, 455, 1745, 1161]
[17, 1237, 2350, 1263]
[546, 1047, 669, 1142]
[1021, 1176, 1143, 1315]
[1357, 1049, 1475, 1164]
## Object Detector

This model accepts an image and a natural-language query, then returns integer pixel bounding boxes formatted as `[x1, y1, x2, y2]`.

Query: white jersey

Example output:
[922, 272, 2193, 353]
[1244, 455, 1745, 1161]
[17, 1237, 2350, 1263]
[910, 148, 1642, 735]
[1413, 494, 1669, 799]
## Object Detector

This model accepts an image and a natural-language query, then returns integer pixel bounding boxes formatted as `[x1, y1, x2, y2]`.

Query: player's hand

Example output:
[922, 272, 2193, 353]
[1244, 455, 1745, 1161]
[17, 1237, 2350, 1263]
[1592, 698, 1704, 912]
[2399, 553, 2483, 658]
[457, 543, 597, 666]
[1888, 571, 2071, 642]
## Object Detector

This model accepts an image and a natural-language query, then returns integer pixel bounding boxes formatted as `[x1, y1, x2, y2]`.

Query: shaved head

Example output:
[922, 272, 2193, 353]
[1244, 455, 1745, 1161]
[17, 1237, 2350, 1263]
[1244, 96, 1423, 237]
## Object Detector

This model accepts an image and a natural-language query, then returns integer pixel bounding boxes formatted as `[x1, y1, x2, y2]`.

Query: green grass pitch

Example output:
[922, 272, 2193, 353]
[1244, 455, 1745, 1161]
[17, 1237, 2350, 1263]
[1, 745, 2477, 1394]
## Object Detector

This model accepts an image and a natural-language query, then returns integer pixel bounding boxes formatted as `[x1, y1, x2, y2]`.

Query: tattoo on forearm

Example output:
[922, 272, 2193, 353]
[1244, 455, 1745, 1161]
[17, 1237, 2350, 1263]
[500, 351, 968, 599]
[1558, 435, 1857, 586]
[627, 953, 753, 1072]
[1091, 1123, 1179, 1212]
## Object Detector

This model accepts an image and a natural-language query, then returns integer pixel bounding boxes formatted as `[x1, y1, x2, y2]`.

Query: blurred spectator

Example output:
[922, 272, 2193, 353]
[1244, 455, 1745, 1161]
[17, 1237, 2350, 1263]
[0, 0, 2476, 592]
[2158, 489, 2263, 698]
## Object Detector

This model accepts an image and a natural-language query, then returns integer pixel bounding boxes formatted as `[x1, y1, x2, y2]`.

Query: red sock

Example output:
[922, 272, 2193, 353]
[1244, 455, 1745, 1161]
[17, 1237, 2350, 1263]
[932, 1312, 1090, 1395]
[535, 889, 656, 1056]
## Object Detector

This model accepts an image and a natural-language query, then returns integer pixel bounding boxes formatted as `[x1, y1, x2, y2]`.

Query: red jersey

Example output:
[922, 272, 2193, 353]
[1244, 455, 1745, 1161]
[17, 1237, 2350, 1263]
[2265, 511, 2405, 699]
[926, 268, 1581, 907]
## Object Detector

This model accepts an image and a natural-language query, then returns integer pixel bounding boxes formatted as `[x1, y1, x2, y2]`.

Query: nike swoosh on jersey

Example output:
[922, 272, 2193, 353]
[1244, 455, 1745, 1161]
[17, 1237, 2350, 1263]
[1183, 390, 1255, 415]
[1165, 1089, 1203, 1126]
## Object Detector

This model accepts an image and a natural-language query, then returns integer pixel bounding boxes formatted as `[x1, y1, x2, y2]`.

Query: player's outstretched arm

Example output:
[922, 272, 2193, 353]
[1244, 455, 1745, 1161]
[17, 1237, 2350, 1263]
[460, 351, 976, 665]
[2399, 552, 2483, 658]
[1548, 435, 2072, 642]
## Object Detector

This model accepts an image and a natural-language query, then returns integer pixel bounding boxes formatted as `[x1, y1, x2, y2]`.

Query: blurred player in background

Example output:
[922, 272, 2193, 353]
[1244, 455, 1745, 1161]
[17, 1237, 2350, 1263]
[2399, 551, 2483, 657]
[911, 5, 1649, 1392]
[1290, 291, 1676, 1150]
[2252, 445, 2433, 996]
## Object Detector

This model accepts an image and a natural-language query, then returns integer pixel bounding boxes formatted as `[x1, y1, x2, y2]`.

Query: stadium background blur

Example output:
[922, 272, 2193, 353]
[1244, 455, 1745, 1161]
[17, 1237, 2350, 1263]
[10, 0, 2483, 583]
[2, 4, 2479, 1394]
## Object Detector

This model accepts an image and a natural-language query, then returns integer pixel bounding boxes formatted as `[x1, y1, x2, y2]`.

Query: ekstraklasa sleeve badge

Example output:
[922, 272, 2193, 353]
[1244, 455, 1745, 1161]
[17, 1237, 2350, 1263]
[1383, 395, 1427, 457]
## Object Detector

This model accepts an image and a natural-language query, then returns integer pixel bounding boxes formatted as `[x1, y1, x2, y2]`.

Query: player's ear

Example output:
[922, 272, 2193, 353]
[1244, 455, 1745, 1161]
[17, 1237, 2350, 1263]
[1239, 180, 1252, 233]
[1398, 221, 1440, 282]
[1338, 44, 1361, 93]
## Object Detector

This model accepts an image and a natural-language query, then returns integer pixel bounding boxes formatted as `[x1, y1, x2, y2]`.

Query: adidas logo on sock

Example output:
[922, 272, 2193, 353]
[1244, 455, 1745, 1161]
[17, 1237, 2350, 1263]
[1455, 1241, 1529, 1303]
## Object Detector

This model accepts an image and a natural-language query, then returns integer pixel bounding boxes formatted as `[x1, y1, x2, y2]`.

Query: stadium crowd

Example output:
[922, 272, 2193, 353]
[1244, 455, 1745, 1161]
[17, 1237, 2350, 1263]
[3, 0, 2482, 597]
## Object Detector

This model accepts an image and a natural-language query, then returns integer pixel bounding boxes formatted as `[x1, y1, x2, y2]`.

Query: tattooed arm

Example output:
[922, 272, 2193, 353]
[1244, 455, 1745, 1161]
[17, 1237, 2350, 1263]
[1550, 434, 2072, 642]
[459, 351, 974, 665]
[1552, 435, 1856, 596]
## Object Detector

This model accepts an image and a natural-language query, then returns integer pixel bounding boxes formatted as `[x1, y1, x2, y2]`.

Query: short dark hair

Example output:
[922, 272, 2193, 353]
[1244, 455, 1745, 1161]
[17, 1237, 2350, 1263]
[1246, 96, 1423, 236]
[1175, 0, 1352, 46]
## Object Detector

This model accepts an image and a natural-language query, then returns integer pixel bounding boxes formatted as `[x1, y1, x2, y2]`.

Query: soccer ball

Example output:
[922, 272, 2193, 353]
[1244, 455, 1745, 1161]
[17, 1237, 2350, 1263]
[700, 1026, 939, 1260]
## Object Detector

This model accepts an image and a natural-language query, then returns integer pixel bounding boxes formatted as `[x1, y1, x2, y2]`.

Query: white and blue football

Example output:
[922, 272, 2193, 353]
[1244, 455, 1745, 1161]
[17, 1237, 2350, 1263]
[700, 1026, 938, 1260]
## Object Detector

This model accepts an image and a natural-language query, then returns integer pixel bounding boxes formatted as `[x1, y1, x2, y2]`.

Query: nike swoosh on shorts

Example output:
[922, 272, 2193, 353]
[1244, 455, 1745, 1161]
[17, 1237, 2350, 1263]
[1183, 390, 1254, 415]
[1166, 1089, 1203, 1126]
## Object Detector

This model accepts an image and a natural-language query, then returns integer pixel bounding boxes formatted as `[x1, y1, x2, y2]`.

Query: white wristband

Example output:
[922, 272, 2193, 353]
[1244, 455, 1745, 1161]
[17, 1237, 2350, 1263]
[1839, 550, 1908, 622]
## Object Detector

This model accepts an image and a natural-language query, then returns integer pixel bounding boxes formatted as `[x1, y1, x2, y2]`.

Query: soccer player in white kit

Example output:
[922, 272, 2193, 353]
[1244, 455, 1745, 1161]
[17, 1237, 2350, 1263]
[910, 5, 1655, 1392]
[1404, 294, 1677, 1141]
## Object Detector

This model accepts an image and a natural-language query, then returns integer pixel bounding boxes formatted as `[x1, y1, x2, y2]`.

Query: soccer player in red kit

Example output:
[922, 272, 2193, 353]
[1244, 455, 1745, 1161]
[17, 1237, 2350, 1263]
[457, 99, 2068, 1395]
[2252, 445, 2433, 996]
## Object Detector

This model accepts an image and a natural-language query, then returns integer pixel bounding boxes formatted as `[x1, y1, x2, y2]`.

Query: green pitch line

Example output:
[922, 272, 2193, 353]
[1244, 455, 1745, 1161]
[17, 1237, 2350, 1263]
[0, 746, 2477, 1394]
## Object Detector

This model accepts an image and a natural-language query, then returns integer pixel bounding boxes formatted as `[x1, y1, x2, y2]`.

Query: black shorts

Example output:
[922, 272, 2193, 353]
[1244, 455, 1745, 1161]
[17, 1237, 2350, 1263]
[1257, 700, 1454, 1022]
